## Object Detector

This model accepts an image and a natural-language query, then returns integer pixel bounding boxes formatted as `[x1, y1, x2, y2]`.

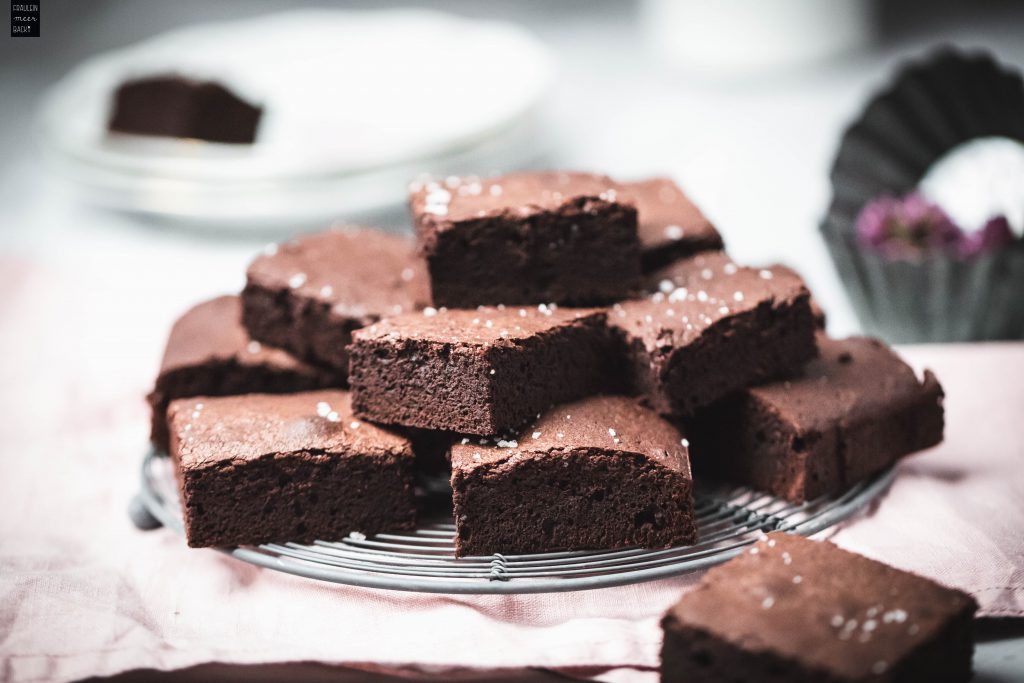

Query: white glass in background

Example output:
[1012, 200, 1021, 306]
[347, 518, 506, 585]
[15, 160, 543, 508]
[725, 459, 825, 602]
[641, 0, 875, 76]
[920, 136, 1024, 236]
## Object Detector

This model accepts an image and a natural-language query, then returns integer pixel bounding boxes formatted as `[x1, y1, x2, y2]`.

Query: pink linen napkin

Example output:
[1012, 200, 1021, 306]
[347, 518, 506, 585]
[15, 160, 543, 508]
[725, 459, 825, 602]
[1, 257, 1022, 683]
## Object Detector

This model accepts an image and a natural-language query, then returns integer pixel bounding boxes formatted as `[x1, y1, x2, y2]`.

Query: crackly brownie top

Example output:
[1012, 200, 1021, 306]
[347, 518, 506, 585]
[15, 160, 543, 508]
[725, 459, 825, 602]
[352, 305, 605, 347]
[749, 335, 942, 433]
[450, 395, 691, 475]
[619, 177, 721, 252]
[409, 171, 624, 227]
[612, 251, 807, 349]
[159, 295, 315, 375]
[246, 226, 428, 319]
[168, 390, 411, 469]
[667, 533, 976, 680]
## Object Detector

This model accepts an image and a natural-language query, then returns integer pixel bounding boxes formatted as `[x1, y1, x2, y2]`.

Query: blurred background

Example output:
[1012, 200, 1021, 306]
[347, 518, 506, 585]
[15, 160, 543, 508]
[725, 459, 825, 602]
[1, 0, 1023, 400]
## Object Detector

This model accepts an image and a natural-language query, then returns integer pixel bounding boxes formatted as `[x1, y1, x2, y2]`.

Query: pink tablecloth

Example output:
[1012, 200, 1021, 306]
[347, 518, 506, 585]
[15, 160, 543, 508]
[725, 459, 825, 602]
[1, 257, 1022, 683]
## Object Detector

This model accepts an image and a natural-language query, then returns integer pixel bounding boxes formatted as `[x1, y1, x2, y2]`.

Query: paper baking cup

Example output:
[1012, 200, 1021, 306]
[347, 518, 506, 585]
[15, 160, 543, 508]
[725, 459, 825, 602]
[822, 47, 1024, 342]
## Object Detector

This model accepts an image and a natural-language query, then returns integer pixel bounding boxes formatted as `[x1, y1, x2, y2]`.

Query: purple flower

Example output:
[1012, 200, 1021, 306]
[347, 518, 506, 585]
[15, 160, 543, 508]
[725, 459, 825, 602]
[856, 194, 962, 259]
[958, 216, 1015, 257]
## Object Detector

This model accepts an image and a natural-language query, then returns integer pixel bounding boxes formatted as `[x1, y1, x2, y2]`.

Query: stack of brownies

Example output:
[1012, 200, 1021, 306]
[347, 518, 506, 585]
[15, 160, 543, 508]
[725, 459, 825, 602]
[149, 171, 945, 556]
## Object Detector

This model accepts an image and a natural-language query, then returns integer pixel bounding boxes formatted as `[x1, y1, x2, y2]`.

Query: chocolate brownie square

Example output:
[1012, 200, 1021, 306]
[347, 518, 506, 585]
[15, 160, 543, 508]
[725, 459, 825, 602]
[619, 177, 723, 272]
[242, 226, 428, 375]
[451, 396, 697, 556]
[168, 390, 416, 547]
[687, 335, 944, 502]
[349, 305, 612, 436]
[661, 533, 977, 682]
[410, 172, 640, 307]
[148, 296, 340, 453]
[108, 75, 262, 144]
[611, 251, 817, 418]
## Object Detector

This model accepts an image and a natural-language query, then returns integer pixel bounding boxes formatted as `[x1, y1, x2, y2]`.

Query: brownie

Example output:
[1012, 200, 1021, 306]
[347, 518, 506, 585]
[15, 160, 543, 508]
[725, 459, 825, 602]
[167, 390, 417, 547]
[242, 226, 429, 375]
[450, 395, 697, 556]
[409, 172, 641, 307]
[348, 305, 612, 436]
[687, 335, 944, 502]
[619, 177, 723, 272]
[661, 532, 977, 682]
[611, 251, 817, 419]
[647, 261, 827, 329]
[147, 296, 340, 453]
[108, 75, 262, 144]
[763, 264, 827, 329]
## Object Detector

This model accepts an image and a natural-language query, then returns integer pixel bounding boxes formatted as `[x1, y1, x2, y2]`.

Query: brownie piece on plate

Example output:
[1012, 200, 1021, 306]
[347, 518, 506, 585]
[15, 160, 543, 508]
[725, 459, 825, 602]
[349, 305, 612, 436]
[147, 295, 340, 453]
[611, 251, 817, 418]
[450, 396, 697, 556]
[661, 532, 976, 683]
[167, 390, 416, 548]
[410, 171, 640, 307]
[687, 335, 944, 502]
[108, 75, 262, 144]
[619, 177, 723, 273]
[242, 226, 428, 375]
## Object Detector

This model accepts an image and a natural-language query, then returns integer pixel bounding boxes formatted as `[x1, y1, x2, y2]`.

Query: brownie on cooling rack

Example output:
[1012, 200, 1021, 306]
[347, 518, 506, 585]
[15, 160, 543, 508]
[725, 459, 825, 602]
[410, 171, 641, 307]
[242, 226, 429, 375]
[148, 296, 340, 453]
[618, 177, 724, 273]
[449, 395, 697, 557]
[687, 335, 944, 502]
[661, 532, 976, 682]
[167, 390, 416, 547]
[610, 251, 818, 419]
[348, 305, 615, 436]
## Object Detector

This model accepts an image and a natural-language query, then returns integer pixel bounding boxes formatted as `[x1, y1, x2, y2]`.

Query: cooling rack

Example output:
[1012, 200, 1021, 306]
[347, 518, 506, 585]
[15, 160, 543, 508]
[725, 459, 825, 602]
[132, 448, 893, 594]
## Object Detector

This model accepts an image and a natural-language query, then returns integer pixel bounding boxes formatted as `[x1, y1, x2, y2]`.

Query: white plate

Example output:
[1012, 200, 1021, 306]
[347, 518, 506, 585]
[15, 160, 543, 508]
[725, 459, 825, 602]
[40, 9, 555, 227]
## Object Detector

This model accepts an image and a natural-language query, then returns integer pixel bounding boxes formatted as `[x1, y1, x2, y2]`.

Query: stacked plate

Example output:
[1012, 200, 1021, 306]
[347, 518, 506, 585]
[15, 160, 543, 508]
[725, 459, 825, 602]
[40, 9, 555, 230]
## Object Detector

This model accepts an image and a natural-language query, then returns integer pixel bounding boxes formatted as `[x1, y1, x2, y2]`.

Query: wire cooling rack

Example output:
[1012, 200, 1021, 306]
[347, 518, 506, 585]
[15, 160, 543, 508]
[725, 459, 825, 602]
[132, 449, 894, 594]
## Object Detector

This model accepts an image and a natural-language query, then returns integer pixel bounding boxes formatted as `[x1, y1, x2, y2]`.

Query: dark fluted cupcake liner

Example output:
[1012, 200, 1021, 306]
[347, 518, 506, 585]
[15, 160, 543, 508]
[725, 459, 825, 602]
[822, 47, 1024, 342]
[828, 232, 1024, 342]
